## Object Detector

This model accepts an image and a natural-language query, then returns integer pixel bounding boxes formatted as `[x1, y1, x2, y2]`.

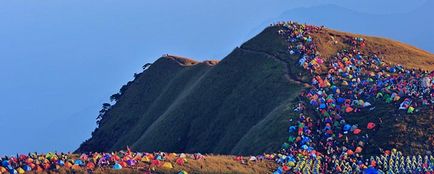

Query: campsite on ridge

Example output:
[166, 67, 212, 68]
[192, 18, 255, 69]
[61, 21, 434, 173]
[2, 12, 434, 174]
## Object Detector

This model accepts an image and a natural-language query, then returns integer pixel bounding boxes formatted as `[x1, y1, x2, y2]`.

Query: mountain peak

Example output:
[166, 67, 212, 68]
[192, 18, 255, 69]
[78, 22, 433, 156]
[159, 54, 220, 67]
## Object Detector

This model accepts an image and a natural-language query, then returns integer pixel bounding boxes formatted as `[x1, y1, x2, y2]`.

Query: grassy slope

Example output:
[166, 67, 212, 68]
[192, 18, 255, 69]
[312, 28, 434, 70]
[78, 57, 201, 152]
[28, 156, 277, 174]
[78, 25, 433, 156]
[344, 103, 434, 156]
[130, 47, 302, 154]
[78, 26, 304, 155]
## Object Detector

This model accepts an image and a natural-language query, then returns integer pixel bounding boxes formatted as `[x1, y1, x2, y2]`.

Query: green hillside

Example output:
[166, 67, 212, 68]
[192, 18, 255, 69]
[77, 25, 434, 155]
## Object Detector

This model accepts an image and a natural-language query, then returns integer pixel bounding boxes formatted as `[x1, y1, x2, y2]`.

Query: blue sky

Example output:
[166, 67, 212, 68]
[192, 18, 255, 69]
[0, 0, 432, 155]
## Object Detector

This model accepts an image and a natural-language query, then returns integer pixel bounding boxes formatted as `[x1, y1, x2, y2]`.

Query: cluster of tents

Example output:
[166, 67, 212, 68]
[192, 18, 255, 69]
[2, 21, 433, 174]
[0, 149, 203, 174]
[271, 21, 434, 173]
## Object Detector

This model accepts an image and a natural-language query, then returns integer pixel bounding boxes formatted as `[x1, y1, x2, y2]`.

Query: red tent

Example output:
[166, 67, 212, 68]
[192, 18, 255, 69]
[367, 122, 376, 129]
[353, 128, 361, 135]
[176, 158, 185, 166]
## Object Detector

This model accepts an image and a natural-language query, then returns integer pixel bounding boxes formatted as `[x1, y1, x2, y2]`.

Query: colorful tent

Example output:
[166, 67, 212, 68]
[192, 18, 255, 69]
[178, 170, 188, 174]
[74, 159, 84, 166]
[162, 162, 173, 169]
[113, 163, 122, 170]
[343, 124, 351, 131]
[16, 168, 24, 174]
[363, 167, 378, 174]
[353, 129, 361, 135]
[22, 165, 31, 172]
[345, 107, 354, 113]
[407, 106, 415, 113]
[0, 166, 6, 173]
[355, 147, 363, 153]
[141, 156, 150, 163]
[71, 165, 81, 170]
[367, 122, 376, 130]
[176, 158, 185, 166]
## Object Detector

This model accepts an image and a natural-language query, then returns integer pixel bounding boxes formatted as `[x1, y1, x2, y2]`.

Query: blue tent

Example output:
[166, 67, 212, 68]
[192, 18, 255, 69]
[286, 156, 296, 162]
[113, 163, 122, 170]
[363, 167, 378, 174]
[301, 136, 310, 144]
[8, 169, 17, 174]
[299, 58, 306, 65]
[288, 126, 296, 133]
[23, 165, 32, 171]
[273, 167, 283, 174]
[319, 103, 326, 109]
[58, 160, 65, 166]
[1, 160, 9, 167]
[5, 165, 13, 170]
[74, 159, 84, 166]
[343, 124, 351, 131]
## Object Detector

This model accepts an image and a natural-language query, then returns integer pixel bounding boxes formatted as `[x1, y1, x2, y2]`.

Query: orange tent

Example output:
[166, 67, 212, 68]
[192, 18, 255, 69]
[66, 162, 74, 168]
[384, 150, 391, 155]
[120, 161, 128, 168]
[36, 166, 44, 173]
[345, 107, 354, 113]
[355, 147, 363, 153]
[0, 166, 7, 173]
[43, 163, 50, 169]
[86, 162, 95, 170]
[370, 160, 377, 167]
[72, 165, 81, 170]
[29, 163, 36, 169]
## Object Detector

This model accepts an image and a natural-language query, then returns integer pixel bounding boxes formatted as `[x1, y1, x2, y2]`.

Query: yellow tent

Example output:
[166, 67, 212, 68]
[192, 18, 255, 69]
[17, 168, 25, 174]
[162, 162, 173, 169]
[141, 156, 150, 163]
[342, 81, 349, 86]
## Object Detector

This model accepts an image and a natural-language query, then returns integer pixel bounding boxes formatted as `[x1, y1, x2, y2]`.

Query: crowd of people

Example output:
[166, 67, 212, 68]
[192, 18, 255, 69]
[271, 21, 434, 173]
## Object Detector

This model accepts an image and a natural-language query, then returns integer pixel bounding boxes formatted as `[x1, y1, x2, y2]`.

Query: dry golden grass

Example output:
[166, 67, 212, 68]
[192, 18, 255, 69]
[162, 54, 219, 67]
[153, 155, 276, 174]
[25, 155, 276, 174]
[312, 28, 434, 71]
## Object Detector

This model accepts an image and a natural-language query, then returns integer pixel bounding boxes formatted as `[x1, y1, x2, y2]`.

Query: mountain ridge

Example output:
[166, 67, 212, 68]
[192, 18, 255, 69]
[77, 24, 433, 155]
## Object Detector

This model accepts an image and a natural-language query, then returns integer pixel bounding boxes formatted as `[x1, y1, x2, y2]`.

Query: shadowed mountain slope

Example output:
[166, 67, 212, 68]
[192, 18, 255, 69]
[77, 25, 433, 155]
